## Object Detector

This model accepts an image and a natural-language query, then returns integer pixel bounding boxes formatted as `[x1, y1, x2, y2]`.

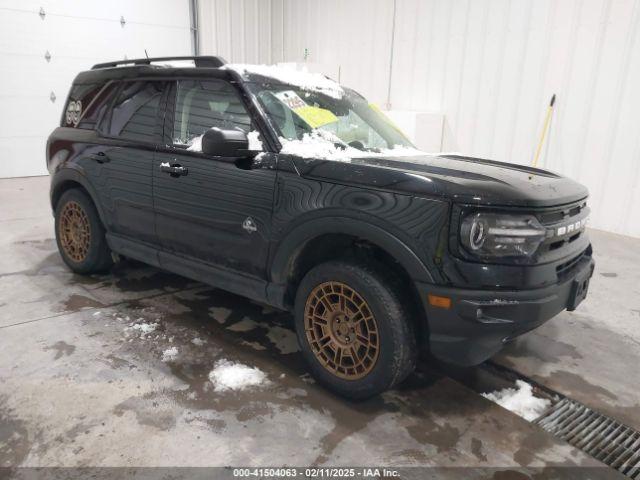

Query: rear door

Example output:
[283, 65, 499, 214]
[153, 79, 276, 279]
[93, 80, 169, 247]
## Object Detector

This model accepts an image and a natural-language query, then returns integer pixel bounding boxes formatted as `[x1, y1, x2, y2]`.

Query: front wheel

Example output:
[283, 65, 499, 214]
[294, 261, 417, 399]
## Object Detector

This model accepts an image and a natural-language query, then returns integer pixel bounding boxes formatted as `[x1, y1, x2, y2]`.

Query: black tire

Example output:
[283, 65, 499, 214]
[294, 260, 417, 399]
[54, 188, 113, 274]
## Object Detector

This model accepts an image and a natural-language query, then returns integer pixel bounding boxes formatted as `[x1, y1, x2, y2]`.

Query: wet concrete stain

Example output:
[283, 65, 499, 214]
[235, 402, 274, 422]
[113, 394, 177, 431]
[471, 437, 488, 462]
[492, 471, 532, 480]
[103, 354, 136, 370]
[500, 333, 583, 364]
[60, 294, 104, 312]
[513, 431, 557, 466]
[405, 420, 461, 454]
[599, 272, 618, 278]
[0, 397, 30, 467]
[532, 370, 618, 403]
[44, 341, 76, 360]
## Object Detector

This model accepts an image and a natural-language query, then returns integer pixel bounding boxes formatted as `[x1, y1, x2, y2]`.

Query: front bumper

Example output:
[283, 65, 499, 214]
[416, 252, 595, 366]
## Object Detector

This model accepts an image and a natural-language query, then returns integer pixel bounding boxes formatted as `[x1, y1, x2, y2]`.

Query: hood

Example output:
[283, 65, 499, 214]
[290, 154, 588, 208]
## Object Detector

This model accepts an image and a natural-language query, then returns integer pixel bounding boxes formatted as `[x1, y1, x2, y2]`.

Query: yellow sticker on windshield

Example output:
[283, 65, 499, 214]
[369, 103, 410, 140]
[293, 105, 338, 129]
[273, 90, 339, 129]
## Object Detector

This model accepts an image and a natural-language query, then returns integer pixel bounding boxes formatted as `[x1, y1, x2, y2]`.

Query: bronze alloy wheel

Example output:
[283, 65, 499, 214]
[304, 281, 380, 380]
[59, 201, 91, 263]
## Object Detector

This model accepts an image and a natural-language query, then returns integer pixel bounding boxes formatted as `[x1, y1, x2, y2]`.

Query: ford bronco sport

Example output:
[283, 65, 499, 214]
[47, 56, 595, 399]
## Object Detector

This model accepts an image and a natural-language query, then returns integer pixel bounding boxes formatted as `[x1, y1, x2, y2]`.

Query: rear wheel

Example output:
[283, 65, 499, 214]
[294, 261, 417, 399]
[55, 189, 112, 273]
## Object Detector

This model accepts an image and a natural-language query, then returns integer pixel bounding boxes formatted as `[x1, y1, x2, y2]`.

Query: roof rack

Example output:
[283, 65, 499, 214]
[91, 56, 227, 70]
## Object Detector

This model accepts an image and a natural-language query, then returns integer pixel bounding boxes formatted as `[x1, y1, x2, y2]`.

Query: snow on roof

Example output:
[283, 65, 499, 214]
[226, 63, 345, 99]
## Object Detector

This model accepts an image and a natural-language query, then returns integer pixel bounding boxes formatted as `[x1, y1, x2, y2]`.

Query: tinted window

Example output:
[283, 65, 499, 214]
[63, 82, 116, 129]
[109, 81, 164, 142]
[173, 80, 251, 147]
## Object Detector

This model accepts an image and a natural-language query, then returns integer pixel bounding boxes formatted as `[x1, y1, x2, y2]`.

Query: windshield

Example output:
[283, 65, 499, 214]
[246, 82, 415, 152]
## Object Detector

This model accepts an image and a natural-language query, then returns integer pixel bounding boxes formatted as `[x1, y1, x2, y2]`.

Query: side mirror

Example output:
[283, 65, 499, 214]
[201, 128, 249, 157]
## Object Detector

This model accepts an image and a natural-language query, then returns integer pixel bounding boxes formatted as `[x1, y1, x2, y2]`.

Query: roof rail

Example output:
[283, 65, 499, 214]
[91, 56, 227, 70]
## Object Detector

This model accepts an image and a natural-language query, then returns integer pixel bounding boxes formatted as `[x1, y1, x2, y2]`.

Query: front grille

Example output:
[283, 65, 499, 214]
[536, 200, 589, 258]
[536, 398, 640, 479]
[538, 200, 587, 225]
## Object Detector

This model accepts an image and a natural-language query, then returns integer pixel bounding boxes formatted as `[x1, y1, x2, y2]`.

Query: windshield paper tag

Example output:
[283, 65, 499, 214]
[275, 90, 338, 129]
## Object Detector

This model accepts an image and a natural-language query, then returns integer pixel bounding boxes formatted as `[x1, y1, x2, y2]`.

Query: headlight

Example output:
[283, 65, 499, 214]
[460, 212, 547, 257]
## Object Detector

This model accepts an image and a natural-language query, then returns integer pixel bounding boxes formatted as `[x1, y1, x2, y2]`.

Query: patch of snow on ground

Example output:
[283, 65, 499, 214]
[161, 347, 179, 362]
[208, 359, 269, 392]
[279, 132, 427, 162]
[131, 322, 158, 334]
[191, 337, 205, 346]
[482, 380, 551, 422]
[226, 63, 344, 99]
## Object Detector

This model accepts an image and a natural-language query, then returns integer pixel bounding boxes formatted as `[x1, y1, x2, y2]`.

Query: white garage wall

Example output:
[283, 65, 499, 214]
[0, 0, 192, 178]
[199, 0, 640, 238]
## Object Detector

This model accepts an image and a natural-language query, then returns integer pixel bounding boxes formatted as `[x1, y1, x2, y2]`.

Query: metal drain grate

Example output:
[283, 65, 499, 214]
[536, 397, 640, 479]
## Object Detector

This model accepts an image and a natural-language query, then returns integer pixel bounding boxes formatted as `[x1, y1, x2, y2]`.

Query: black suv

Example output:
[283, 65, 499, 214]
[47, 56, 594, 399]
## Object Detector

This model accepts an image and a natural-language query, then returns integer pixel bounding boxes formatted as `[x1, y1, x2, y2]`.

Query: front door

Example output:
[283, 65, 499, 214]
[153, 79, 276, 279]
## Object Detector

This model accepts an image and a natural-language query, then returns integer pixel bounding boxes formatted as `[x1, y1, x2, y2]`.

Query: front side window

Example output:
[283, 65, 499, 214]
[173, 80, 251, 148]
[108, 81, 165, 142]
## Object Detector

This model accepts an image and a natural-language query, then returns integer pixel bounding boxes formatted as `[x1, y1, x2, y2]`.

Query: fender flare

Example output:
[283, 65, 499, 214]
[50, 168, 107, 225]
[269, 216, 435, 285]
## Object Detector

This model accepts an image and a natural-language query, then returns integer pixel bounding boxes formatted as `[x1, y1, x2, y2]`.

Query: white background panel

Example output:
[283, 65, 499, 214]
[0, 0, 192, 178]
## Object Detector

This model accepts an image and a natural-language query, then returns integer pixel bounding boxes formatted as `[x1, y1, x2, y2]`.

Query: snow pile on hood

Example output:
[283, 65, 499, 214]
[208, 359, 269, 392]
[482, 380, 551, 421]
[226, 63, 344, 99]
[279, 132, 426, 162]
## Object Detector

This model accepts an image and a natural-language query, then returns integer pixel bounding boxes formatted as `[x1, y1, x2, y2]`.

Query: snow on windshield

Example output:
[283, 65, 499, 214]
[226, 63, 344, 99]
[279, 132, 427, 162]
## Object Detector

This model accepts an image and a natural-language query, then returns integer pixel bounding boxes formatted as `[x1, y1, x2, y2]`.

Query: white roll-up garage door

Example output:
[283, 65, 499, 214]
[0, 0, 192, 178]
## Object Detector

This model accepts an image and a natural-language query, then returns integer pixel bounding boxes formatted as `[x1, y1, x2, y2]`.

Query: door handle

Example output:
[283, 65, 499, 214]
[88, 152, 109, 163]
[159, 162, 188, 177]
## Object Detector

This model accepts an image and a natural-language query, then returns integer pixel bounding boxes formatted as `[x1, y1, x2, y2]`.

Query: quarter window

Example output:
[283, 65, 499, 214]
[173, 80, 251, 147]
[108, 81, 165, 142]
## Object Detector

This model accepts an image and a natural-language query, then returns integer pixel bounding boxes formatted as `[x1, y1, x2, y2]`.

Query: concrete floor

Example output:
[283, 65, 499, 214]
[0, 176, 636, 475]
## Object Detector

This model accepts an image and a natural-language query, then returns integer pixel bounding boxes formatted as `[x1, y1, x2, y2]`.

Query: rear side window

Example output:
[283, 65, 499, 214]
[63, 82, 116, 129]
[108, 81, 165, 143]
[172, 80, 251, 147]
